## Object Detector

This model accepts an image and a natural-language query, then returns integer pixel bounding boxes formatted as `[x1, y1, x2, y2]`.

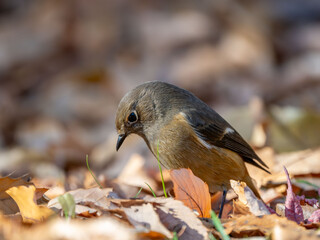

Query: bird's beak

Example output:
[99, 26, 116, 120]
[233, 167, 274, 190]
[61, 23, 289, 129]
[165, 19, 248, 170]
[116, 134, 127, 151]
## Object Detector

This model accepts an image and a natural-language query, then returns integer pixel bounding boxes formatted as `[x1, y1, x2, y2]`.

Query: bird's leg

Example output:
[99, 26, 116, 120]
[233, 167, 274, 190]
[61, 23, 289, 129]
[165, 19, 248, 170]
[218, 188, 227, 218]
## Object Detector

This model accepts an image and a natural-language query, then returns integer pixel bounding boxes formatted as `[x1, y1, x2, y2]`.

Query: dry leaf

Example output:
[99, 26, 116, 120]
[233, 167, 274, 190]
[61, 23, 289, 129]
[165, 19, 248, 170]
[123, 203, 172, 238]
[274, 148, 320, 175]
[0, 176, 33, 199]
[10, 217, 136, 240]
[0, 176, 34, 215]
[224, 214, 305, 237]
[170, 168, 211, 218]
[110, 198, 145, 208]
[272, 223, 320, 240]
[232, 199, 252, 216]
[6, 185, 54, 223]
[296, 195, 319, 208]
[308, 209, 320, 223]
[276, 203, 317, 220]
[146, 196, 209, 240]
[48, 187, 114, 215]
[246, 147, 275, 187]
[115, 154, 157, 191]
[230, 180, 270, 216]
[284, 167, 304, 223]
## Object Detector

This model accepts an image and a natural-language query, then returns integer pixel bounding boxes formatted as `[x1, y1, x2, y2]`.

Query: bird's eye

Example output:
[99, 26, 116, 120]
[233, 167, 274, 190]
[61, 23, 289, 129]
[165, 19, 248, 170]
[127, 111, 138, 123]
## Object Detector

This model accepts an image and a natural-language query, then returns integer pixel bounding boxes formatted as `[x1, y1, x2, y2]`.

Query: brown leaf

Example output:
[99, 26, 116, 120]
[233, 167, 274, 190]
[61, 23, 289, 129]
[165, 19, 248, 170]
[6, 185, 54, 223]
[232, 199, 252, 216]
[272, 223, 320, 240]
[0, 198, 20, 215]
[123, 203, 172, 238]
[0, 176, 33, 200]
[115, 154, 157, 192]
[9, 217, 136, 240]
[224, 214, 305, 237]
[35, 188, 49, 200]
[145, 196, 209, 240]
[110, 198, 145, 208]
[170, 168, 211, 218]
[0, 176, 49, 216]
[274, 148, 320, 175]
[230, 180, 270, 216]
[48, 187, 114, 215]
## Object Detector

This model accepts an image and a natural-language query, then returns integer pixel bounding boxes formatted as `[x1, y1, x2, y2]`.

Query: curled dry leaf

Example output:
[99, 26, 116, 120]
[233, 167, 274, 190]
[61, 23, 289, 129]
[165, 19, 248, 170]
[170, 168, 211, 218]
[230, 180, 270, 216]
[284, 167, 304, 224]
[6, 185, 54, 223]
[232, 200, 252, 216]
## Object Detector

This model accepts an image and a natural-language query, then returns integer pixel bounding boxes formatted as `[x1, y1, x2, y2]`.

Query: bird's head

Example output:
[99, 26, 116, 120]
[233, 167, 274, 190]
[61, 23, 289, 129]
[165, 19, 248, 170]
[115, 83, 157, 151]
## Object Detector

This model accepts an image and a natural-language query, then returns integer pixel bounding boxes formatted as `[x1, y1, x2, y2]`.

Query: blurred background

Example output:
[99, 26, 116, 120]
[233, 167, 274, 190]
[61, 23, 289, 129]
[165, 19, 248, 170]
[0, 0, 320, 194]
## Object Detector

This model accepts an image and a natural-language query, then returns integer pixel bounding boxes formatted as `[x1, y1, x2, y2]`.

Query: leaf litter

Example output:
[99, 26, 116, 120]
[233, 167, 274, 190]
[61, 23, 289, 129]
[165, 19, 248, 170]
[1, 150, 320, 239]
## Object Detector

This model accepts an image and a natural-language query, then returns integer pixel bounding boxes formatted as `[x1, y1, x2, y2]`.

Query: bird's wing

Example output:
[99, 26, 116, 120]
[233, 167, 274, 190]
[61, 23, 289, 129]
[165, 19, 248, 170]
[182, 109, 270, 174]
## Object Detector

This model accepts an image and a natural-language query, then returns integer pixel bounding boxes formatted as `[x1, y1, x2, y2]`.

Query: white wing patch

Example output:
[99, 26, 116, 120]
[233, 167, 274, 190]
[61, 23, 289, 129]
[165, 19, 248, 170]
[196, 134, 214, 149]
[224, 127, 234, 135]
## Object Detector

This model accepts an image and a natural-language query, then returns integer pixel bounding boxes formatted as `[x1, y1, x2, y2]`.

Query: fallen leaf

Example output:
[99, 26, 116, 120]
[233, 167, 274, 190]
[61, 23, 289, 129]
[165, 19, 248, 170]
[123, 203, 172, 238]
[296, 195, 319, 208]
[276, 203, 317, 220]
[272, 222, 320, 240]
[0, 176, 35, 215]
[10, 217, 136, 240]
[246, 147, 275, 187]
[48, 187, 114, 215]
[284, 167, 304, 223]
[146, 196, 209, 240]
[110, 198, 145, 208]
[35, 188, 49, 200]
[274, 148, 320, 175]
[0, 176, 33, 199]
[308, 209, 320, 223]
[115, 154, 157, 192]
[6, 185, 54, 223]
[232, 199, 251, 216]
[230, 180, 270, 216]
[170, 168, 211, 218]
[261, 188, 283, 204]
[224, 214, 305, 237]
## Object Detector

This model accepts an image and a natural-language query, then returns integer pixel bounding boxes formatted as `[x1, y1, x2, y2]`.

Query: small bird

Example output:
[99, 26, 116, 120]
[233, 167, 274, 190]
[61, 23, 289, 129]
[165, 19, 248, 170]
[115, 81, 269, 217]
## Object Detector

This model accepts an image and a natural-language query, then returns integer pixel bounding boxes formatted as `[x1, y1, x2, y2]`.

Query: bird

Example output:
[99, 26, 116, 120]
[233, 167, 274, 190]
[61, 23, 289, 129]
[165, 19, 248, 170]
[115, 81, 269, 217]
